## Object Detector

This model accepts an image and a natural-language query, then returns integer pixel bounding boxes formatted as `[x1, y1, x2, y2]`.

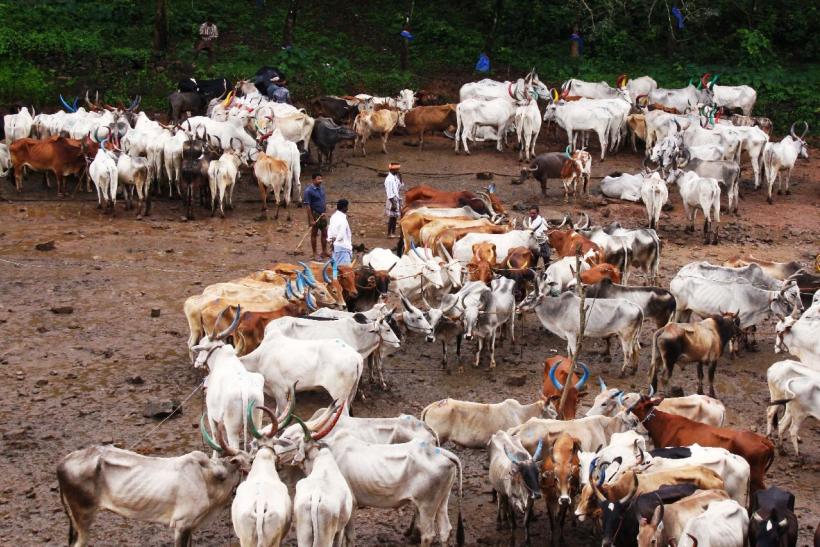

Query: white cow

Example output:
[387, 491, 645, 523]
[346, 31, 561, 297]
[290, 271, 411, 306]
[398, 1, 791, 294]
[600, 172, 644, 202]
[0, 143, 9, 176]
[421, 397, 555, 448]
[543, 256, 591, 292]
[362, 247, 400, 271]
[775, 315, 820, 367]
[670, 170, 721, 244]
[453, 230, 539, 264]
[265, 128, 302, 203]
[488, 430, 543, 536]
[3, 106, 34, 144]
[192, 309, 266, 452]
[710, 84, 757, 117]
[640, 171, 669, 230]
[207, 149, 242, 217]
[272, 111, 315, 152]
[461, 277, 517, 369]
[455, 98, 516, 154]
[232, 445, 291, 547]
[762, 123, 809, 204]
[509, 412, 639, 454]
[515, 99, 541, 161]
[115, 153, 150, 216]
[88, 148, 119, 211]
[677, 499, 748, 547]
[768, 373, 820, 456]
[163, 130, 189, 197]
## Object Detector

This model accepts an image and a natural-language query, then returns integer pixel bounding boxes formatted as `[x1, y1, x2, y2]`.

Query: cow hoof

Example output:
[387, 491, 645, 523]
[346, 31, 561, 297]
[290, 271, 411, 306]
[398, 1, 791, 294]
[785, 190, 791, 195]
[777, 189, 782, 195]
[767, 197, 773, 204]
[708, 389, 716, 398]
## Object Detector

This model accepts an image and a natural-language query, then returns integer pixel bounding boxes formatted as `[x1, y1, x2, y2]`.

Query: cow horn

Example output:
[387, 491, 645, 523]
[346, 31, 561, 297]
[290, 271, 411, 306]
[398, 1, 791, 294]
[72, 97, 79, 111]
[332, 259, 339, 280]
[800, 121, 809, 139]
[533, 438, 544, 461]
[295, 272, 306, 295]
[504, 447, 520, 464]
[85, 90, 94, 109]
[575, 362, 590, 390]
[439, 242, 454, 262]
[298, 261, 318, 287]
[313, 403, 345, 440]
[564, 145, 572, 158]
[322, 260, 332, 283]
[549, 359, 564, 390]
[617, 391, 626, 407]
[410, 238, 424, 260]
[790, 122, 798, 139]
[214, 305, 241, 340]
[687, 534, 699, 547]
[635, 439, 646, 464]
[59, 94, 76, 113]
[599, 377, 608, 392]
[647, 383, 655, 397]
[200, 414, 224, 452]
[291, 415, 313, 441]
[590, 469, 607, 501]
[277, 383, 297, 428]
[576, 212, 590, 229]
[247, 400, 263, 439]
[305, 289, 317, 311]
[285, 279, 297, 300]
[222, 91, 234, 108]
[674, 120, 681, 132]
[215, 423, 237, 455]
[619, 471, 639, 504]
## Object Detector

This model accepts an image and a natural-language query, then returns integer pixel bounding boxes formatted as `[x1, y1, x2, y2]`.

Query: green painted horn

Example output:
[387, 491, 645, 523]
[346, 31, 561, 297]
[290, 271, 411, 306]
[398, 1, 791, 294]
[200, 415, 224, 452]
[247, 400, 264, 439]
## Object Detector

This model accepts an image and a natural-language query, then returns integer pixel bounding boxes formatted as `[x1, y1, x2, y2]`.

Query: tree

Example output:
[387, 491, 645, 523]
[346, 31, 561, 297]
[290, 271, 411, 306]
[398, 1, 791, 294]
[152, 0, 169, 53]
[399, 0, 414, 70]
[282, 0, 297, 48]
[483, 0, 504, 58]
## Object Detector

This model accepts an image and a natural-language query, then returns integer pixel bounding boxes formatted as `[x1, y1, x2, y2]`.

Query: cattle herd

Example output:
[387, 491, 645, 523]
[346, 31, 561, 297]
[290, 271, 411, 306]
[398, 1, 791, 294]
[1, 68, 817, 547]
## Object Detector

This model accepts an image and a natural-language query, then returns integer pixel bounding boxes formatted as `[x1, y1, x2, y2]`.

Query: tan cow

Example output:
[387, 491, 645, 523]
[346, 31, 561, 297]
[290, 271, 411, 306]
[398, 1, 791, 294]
[253, 153, 291, 219]
[352, 108, 401, 156]
[400, 104, 457, 150]
[723, 255, 803, 281]
[638, 489, 730, 547]
[419, 218, 494, 249]
[626, 113, 647, 152]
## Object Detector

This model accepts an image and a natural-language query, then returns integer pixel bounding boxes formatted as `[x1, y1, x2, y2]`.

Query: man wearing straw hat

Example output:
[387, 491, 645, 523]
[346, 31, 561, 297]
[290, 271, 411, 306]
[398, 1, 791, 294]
[384, 162, 404, 238]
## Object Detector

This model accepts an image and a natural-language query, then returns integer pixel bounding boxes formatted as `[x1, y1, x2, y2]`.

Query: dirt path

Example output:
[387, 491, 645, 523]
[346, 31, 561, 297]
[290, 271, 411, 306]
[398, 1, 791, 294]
[0, 132, 818, 546]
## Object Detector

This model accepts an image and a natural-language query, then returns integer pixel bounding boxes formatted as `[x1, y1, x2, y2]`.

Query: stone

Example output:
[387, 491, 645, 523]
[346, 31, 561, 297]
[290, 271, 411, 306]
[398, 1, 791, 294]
[126, 375, 144, 385]
[35, 241, 55, 251]
[35, 378, 48, 387]
[150, 308, 161, 318]
[50, 306, 73, 315]
[476, 171, 494, 180]
[669, 385, 685, 397]
[505, 374, 527, 387]
[142, 399, 182, 420]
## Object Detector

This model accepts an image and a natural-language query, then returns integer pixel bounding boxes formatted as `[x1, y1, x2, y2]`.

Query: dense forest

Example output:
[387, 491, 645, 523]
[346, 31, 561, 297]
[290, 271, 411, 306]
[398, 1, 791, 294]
[1, 0, 817, 132]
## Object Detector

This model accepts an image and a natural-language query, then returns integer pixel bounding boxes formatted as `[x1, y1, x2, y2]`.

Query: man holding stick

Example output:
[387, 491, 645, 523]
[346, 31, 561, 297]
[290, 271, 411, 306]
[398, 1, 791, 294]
[303, 173, 329, 260]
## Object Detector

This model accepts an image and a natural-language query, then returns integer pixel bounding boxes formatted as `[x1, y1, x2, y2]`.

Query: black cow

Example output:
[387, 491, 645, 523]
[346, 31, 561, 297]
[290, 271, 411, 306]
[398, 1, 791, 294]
[749, 486, 798, 547]
[180, 136, 220, 220]
[312, 117, 356, 168]
[251, 66, 285, 94]
[786, 269, 820, 308]
[515, 152, 571, 196]
[595, 477, 699, 547]
[168, 92, 206, 123]
[649, 446, 692, 459]
[177, 77, 232, 101]
[311, 96, 359, 125]
[345, 265, 391, 312]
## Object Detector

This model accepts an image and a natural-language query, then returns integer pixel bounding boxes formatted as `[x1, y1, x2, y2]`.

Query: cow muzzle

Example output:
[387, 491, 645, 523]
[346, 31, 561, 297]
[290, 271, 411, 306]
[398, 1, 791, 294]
[559, 495, 571, 506]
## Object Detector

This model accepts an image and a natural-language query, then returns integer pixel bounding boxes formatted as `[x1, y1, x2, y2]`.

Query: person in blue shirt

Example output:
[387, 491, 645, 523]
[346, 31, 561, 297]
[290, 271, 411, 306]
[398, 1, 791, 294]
[303, 173, 328, 260]
[266, 77, 291, 104]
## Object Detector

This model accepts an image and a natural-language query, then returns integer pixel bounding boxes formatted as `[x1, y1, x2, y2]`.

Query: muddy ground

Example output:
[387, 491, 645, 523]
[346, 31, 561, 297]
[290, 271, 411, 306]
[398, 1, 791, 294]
[0, 130, 818, 546]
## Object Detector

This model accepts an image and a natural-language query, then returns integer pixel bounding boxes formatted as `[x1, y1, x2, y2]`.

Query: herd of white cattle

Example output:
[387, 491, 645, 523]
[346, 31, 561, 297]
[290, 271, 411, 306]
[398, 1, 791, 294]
[4, 71, 815, 547]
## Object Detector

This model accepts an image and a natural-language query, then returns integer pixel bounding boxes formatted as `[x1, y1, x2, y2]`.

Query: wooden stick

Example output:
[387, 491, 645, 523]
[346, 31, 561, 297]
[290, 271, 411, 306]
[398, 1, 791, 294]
[558, 246, 586, 420]
[294, 212, 324, 252]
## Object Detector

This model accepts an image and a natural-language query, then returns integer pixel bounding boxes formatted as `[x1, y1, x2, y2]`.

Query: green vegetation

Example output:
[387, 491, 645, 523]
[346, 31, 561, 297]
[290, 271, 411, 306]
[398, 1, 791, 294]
[1, 0, 817, 133]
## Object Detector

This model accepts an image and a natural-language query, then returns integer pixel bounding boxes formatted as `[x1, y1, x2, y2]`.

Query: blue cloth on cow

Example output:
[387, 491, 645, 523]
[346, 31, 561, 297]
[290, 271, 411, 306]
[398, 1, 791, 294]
[303, 184, 326, 214]
[476, 52, 490, 73]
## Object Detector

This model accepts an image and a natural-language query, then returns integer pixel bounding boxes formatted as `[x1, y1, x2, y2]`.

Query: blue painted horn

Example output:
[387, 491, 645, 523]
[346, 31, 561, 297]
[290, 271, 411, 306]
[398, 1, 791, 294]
[548, 359, 564, 390]
[533, 438, 544, 461]
[298, 261, 317, 288]
[59, 94, 76, 113]
[332, 258, 338, 280]
[504, 446, 520, 464]
[598, 377, 608, 392]
[322, 260, 332, 283]
[305, 289, 317, 311]
[575, 362, 590, 390]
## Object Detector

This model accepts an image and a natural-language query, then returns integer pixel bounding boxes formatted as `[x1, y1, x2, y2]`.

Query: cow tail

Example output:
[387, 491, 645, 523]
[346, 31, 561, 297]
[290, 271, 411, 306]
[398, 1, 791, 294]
[241, 377, 250, 452]
[768, 397, 792, 443]
[441, 448, 464, 546]
[310, 493, 321, 547]
[255, 499, 266, 547]
[650, 327, 662, 384]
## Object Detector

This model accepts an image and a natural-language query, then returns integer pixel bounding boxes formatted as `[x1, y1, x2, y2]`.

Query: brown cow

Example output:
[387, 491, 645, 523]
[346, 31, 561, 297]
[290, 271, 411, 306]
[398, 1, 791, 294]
[404, 184, 506, 217]
[579, 263, 621, 285]
[269, 261, 348, 309]
[540, 433, 582, 542]
[723, 255, 803, 281]
[500, 246, 536, 300]
[399, 210, 474, 255]
[627, 395, 775, 492]
[650, 313, 741, 397]
[9, 136, 93, 194]
[547, 227, 605, 265]
[400, 104, 457, 150]
[467, 242, 496, 284]
[541, 356, 590, 418]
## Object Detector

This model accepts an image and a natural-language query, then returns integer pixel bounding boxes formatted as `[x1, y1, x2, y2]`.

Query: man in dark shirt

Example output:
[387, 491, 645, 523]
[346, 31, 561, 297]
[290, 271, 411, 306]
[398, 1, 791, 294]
[303, 173, 329, 260]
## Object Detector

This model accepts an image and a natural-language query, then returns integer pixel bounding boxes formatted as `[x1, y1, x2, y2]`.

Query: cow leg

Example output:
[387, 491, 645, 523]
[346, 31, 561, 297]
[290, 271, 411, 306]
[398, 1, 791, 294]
[707, 360, 718, 398]
[789, 408, 804, 457]
[489, 332, 498, 369]
[495, 492, 504, 530]
[381, 132, 389, 154]
[474, 338, 482, 368]
[784, 168, 792, 194]
[418, 130, 424, 152]
[173, 528, 192, 547]
[440, 340, 448, 369]
[696, 361, 705, 395]
[416, 504, 437, 547]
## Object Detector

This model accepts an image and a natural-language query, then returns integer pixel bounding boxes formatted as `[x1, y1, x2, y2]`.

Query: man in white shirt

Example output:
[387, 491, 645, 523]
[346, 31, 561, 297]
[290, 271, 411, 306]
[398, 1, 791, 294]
[527, 205, 551, 266]
[327, 199, 353, 265]
[384, 162, 403, 237]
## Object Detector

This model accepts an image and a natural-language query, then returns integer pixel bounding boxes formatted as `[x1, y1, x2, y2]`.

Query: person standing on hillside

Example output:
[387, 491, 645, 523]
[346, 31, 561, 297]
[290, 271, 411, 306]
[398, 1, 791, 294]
[384, 162, 404, 237]
[303, 173, 329, 261]
[194, 18, 219, 67]
[327, 199, 353, 266]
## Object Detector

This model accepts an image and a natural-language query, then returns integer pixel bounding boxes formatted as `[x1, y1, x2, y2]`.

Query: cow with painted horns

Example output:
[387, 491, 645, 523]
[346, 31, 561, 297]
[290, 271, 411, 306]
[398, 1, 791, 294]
[422, 396, 556, 448]
[638, 488, 731, 547]
[193, 306, 266, 452]
[650, 312, 742, 397]
[762, 122, 809, 204]
[517, 285, 643, 376]
[677, 499, 749, 547]
[540, 432, 582, 544]
[541, 356, 590, 419]
[488, 431, 543, 541]
[275, 404, 466, 547]
[626, 395, 775, 492]
[232, 403, 295, 547]
[748, 486, 798, 547]
[57, 425, 250, 547]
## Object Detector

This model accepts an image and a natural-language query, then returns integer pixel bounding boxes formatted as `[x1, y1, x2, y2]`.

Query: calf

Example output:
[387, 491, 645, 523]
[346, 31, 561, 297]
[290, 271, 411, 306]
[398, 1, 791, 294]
[628, 395, 775, 492]
[678, 499, 749, 547]
[547, 225, 605, 265]
[579, 263, 622, 285]
[400, 104, 457, 151]
[254, 152, 290, 219]
[421, 397, 554, 448]
[488, 431, 543, 541]
[467, 241, 497, 285]
[638, 489, 730, 547]
[58, 433, 249, 547]
[650, 313, 741, 397]
[540, 356, 590, 418]
[749, 486, 798, 547]
[540, 433, 582, 543]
